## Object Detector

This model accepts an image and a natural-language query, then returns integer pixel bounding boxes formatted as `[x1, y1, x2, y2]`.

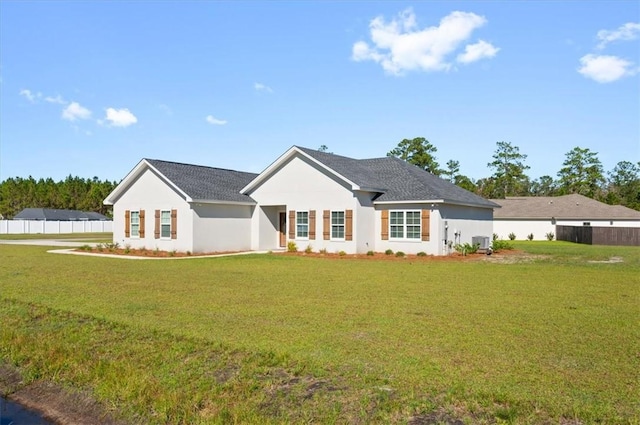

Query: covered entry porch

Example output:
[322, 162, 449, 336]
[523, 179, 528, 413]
[254, 205, 287, 250]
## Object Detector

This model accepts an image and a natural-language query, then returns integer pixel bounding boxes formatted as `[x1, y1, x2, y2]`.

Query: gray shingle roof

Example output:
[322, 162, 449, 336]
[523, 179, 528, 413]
[15, 208, 109, 221]
[146, 159, 257, 203]
[298, 146, 498, 208]
[491, 194, 640, 220]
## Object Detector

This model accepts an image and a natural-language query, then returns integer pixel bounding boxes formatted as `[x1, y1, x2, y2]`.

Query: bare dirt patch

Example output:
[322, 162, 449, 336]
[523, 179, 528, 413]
[480, 251, 549, 264]
[588, 256, 624, 264]
[0, 363, 124, 425]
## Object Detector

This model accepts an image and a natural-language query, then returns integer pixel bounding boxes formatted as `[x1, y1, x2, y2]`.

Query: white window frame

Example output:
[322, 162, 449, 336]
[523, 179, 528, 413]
[130, 210, 140, 238]
[160, 210, 171, 239]
[296, 211, 309, 239]
[331, 210, 345, 240]
[389, 210, 421, 241]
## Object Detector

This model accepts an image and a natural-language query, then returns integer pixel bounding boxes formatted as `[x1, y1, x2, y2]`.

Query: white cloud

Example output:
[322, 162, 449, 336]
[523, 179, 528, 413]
[19, 89, 41, 103]
[352, 9, 498, 75]
[578, 54, 637, 83]
[457, 40, 500, 64]
[45, 95, 66, 104]
[104, 107, 138, 127]
[62, 102, 92, 121]
[206, 115, 227, 125]
[596, 22, 640, 49]
[254, 82, 274, 93]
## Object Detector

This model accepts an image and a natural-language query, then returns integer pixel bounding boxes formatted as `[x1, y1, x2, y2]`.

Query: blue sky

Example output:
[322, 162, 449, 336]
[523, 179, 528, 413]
[1, 1, 638, 183]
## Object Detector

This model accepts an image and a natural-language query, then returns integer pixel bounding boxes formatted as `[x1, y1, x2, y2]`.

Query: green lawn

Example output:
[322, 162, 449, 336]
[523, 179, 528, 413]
[0, 242, 638, 424]
[0, 232, 112, 241]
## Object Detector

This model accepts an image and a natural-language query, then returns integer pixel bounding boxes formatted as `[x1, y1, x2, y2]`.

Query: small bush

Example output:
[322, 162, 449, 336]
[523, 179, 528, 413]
[287, 241, 298, 252]
[385, 249, 394, 256]
[96, 243, 104, 252]
[105, 242, 120, 252]
[169, 250, 177, 257]
[508, 232, 516, 241]
[492, 233, 499, 241]
[304, 244, 313, 254]
[124, 244, 131, 254]
[319, 248, 327, 255]
[545, 232, 555, 241]
[186, 251, 192, 256]
[527, 233, 534, 241]
[79, 244, 92, 251]
[491, 239, 513, 252]
[153, 247, 160, 256]
[395, 251, 405, 257]
[366, 250, 375, 256]
[338, 250, 347, 256]
[417, 251, 427, 257]
[454, 243, 479, 256]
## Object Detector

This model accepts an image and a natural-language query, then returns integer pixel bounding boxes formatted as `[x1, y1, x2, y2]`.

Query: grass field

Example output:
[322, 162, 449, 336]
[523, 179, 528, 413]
[0, 241, 638, 424]
[0, 232, 112, 241]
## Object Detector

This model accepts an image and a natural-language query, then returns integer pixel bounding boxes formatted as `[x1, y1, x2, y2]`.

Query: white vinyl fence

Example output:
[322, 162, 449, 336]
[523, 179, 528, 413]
[0, 220, 113, 235]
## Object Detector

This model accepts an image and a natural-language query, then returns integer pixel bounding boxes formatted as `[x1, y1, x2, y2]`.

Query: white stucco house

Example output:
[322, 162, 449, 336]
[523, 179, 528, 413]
[491, 194, 640, 240]
[104, 146, 499, 255]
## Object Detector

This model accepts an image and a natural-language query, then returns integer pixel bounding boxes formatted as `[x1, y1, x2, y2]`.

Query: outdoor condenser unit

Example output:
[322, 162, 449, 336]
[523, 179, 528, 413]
[472, 236, 490, 250]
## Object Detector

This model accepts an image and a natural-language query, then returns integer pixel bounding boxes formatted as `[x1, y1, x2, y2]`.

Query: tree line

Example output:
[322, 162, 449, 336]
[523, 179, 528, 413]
[0, 176, 117, 219]
[2, 139, 638, 219]
[386, 137, 640, 211]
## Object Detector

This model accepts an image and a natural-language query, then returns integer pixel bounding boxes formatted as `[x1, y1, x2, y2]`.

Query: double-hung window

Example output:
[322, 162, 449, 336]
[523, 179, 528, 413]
[389, 211, 404, 238]
[406, 211, 421, 239]
[389, 210, 421, 240]
[296, 211, 309, 238]
[331, 211, 345, 239]
[130, 211, 140, 238]
[161, 210, 171, 238]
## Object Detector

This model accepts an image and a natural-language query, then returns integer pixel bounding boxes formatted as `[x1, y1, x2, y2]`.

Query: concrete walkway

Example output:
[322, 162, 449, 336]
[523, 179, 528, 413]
[0, 239, 270, 260]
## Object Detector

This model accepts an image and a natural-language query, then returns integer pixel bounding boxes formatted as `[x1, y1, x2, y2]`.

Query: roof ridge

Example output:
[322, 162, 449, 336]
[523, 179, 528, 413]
[145, 158, 257, 176]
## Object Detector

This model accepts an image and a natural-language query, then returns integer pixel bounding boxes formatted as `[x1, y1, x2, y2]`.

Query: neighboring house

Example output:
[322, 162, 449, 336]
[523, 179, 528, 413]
[104, 146, 499, 255]
[491, 194, 640, 240]
[14, 208, 109, 221]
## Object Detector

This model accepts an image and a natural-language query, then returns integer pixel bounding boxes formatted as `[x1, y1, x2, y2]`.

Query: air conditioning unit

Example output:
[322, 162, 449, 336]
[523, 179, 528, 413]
[472, 236, 490, 251]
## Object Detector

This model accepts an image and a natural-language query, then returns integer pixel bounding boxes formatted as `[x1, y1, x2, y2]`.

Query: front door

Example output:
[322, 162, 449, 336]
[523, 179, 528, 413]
[279, 212, 286, 248]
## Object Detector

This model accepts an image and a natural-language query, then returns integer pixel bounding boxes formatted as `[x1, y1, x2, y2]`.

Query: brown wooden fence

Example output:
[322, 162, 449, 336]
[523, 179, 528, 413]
[556, 225, 640, 246]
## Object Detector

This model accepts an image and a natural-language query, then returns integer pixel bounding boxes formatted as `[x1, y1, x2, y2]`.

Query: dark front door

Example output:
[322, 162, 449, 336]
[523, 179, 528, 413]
[279, 212, 286, 248]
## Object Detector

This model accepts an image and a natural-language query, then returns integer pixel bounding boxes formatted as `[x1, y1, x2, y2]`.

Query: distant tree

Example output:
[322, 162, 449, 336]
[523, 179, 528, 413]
[454, 175, 477, 192]
[442, 160, 460, 183]
[440, 159, 476, 191]
[556, 147, 605, 199]
[0, 176, 117, 219]
[474, 177, 500, 199]
[529, 175, 557, 196]
[604, 161, 640, 210]
[318, 145, 329, 153]
[387, 137, 442, 176]
[487, 141, 531, 198]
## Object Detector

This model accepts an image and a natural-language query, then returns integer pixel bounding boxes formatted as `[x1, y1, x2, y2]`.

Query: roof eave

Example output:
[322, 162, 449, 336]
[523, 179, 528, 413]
[190, 199, 256, 206]
[495, 216, 639, 220]
[355, 187, 387, 193]
[374, 199, 498, 209]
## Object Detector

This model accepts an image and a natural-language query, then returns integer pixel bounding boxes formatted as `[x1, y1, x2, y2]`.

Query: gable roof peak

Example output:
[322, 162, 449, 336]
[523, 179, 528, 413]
[293, 146, 498, 208]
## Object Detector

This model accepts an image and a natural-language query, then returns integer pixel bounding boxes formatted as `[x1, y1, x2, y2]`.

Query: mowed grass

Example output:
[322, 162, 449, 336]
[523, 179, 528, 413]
[0, 232, 112, 241]
[0, 243, 638, 424]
